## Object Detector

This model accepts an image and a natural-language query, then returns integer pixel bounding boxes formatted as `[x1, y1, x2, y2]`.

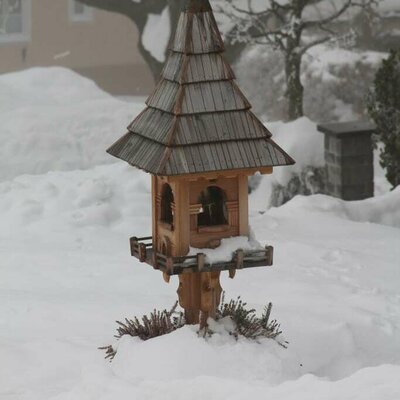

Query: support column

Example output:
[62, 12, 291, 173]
[177, 271, 222, 328]
[238, 175, 249, 236]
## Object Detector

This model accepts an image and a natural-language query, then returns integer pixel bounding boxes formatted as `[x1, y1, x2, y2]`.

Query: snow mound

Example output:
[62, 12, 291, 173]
[250, 117, 391, 212]
[273, 188, 400, 228]
[56, 363, 400, 400]
[1, 162, 399, 399]
[0, 163, 151, 233]
[1, 67, 399, 400]
[251, 117, 324, 211]
[268, 117, 324, 185]
[0, 67, 144, 181]
[0, 67, 109, 111]
[112, 326, 297, 384]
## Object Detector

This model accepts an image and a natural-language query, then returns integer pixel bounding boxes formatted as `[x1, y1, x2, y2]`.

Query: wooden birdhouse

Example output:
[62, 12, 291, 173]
[107, 0, 295, 326]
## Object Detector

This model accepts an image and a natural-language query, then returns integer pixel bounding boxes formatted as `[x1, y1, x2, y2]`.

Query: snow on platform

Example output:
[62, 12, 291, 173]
[0, 68, 399, 400]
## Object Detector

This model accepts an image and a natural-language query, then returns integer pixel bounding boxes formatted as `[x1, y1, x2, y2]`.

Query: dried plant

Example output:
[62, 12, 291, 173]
[100, 296, 286, 361]
[114, 302, 184, 340]
[98, 345, 117, 361]
[214, 293, 287, 346]
[99, 302, 184, 361]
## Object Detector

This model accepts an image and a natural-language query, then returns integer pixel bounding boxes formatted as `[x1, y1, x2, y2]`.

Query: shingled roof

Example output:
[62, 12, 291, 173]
[107, 0, 295, 176]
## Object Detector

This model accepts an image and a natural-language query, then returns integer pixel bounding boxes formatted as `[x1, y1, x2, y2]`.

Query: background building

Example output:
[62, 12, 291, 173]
[0, 0, 154, 94]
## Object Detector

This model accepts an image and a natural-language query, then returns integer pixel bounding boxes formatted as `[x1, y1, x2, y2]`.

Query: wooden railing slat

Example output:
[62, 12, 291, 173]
[130, 233, 273, 275]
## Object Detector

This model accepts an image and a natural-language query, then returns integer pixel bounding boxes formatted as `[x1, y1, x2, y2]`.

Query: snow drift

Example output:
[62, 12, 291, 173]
[0, 67, 144, 181]
[1, 67, 399, 400]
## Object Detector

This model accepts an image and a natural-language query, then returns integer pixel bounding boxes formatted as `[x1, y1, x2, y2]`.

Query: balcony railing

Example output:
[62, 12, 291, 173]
[130, 236, 273, 276]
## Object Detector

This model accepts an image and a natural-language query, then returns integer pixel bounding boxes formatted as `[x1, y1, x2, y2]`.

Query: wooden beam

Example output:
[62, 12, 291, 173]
[164, 167, 273, 182]
[238, 175, 249, 236]
[173, 180, 190, 256]
[151, 175, 158, 256]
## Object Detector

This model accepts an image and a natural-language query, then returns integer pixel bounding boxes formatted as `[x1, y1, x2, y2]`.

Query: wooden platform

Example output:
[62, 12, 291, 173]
[130, 236, 274, 276]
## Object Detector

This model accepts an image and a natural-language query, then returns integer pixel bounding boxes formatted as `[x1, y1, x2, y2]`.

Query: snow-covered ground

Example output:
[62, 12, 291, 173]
[0, 68, 143, 181]
[1, 68, 400, 400]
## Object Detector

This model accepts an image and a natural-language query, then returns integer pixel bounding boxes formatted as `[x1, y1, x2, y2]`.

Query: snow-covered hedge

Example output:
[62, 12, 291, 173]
[236, 45, 386, 122]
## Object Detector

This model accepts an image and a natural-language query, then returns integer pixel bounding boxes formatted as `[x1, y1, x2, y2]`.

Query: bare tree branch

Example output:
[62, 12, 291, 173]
[299, 35, 331, 55]
[302, 0, 367, 29]
[303, 0, 350, 28]
[218, 0, 379, 120]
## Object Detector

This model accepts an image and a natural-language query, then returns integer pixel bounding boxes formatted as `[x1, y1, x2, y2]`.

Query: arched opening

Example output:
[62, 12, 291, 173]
[198, 186, 228, 227]
[160, 184, 174, 226]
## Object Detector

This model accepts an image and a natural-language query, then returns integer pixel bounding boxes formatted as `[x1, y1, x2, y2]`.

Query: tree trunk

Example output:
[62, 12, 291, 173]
[285, 52, 304, 121]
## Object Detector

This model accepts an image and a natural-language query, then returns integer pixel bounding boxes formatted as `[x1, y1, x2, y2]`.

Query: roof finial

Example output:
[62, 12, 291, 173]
[185, 0, 212, 13]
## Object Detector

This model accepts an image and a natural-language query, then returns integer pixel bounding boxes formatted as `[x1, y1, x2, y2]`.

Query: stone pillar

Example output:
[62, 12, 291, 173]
[317, 121, 375, 201]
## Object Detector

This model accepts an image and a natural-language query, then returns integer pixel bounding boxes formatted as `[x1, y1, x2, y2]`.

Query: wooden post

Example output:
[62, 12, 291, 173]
[178, 273, 201, 324]
[235, 249, 244, 269]
[151, 176, 158, 257]
[138, 243, 147, 262]
[178, 271, 222, 328]
[238, 174, 249, 236]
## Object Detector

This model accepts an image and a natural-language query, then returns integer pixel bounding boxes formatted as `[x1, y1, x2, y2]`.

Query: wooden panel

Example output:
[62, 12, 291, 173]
[128, 107, 174, 144]
[152, 175, 158, 255]
[162, 52, 183, 82]
[107, 132, 166, 174]
[146, 80, 179, 113]
[168, 167, 273, 182]
[173, 180, 190, 256]
[180, 81, 250, 114]
[171, 12, 188, 53]
[190, 227, 238, 248]
[160, 139, 293, 176]
[162, 52, 235, 83]
[106, 130, 290, 176]
[227, 200, 239, 228]
[238, 175, 249, 236]
[170, 12, 224, 54]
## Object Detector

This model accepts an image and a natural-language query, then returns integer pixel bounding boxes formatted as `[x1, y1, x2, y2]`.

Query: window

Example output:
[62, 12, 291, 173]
[160, 184, 174, 226]
[198, 186, 228, 227]
[0, 0, 31, 43]
[69, 0, 93, 22]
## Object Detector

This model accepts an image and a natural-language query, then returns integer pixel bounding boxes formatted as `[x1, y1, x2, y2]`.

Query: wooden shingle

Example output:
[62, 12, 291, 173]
[162, 53, 235, 84]
[107, 0, 295, 176]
